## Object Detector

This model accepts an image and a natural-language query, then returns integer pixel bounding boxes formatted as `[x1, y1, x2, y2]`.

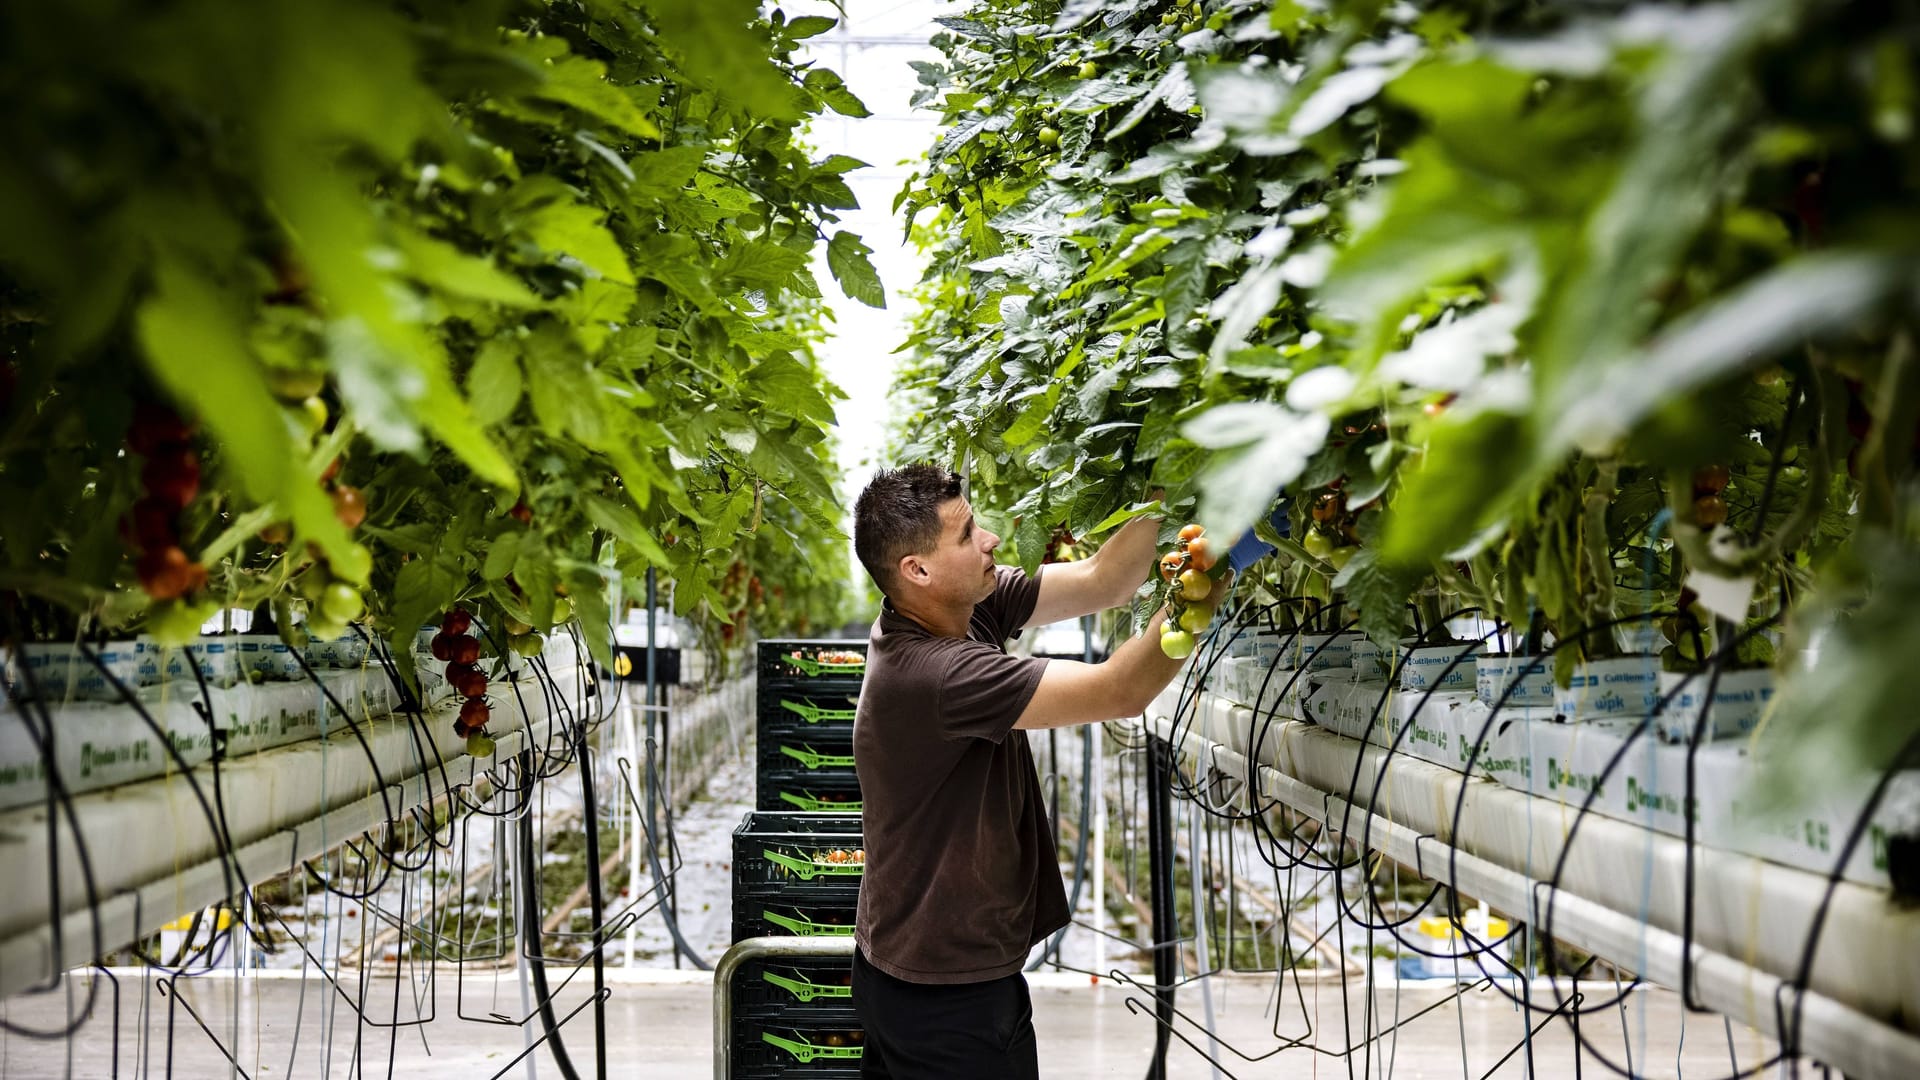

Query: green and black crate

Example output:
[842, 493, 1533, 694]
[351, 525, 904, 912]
[757, 639, 870, 682]
[730, 810, 865, 943]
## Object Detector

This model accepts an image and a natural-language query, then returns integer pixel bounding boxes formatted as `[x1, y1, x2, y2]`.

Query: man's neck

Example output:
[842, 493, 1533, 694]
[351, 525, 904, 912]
[888, 593, 972, 639]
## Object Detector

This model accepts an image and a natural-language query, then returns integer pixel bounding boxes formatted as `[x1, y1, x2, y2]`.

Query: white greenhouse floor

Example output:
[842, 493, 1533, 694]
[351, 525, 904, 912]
[0, 967, 1784, 1078]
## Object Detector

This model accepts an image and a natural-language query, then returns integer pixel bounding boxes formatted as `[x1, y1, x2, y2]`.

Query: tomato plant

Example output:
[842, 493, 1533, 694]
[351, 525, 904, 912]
[0, 1, 879, 680]
[893, 0, 1920, 787]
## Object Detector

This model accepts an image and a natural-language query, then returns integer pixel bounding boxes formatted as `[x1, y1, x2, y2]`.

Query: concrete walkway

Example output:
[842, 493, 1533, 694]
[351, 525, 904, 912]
[0, 968, 1780, 1078]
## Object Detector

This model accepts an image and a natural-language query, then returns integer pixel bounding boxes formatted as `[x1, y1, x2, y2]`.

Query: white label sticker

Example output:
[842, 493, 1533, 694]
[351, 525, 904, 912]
[1685, 569, 1756, 624]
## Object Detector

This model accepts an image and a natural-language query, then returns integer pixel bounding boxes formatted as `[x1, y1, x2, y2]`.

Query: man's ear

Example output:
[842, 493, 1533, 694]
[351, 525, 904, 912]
[897, 552, 929, 587]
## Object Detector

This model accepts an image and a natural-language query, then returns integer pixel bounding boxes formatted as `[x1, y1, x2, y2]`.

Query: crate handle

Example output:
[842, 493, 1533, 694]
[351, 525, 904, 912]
[779, 697, 857, 723]
[762, 909, 855, 937]
[777, 791, 863, 813]
[762, 970, 852, 1002]
[762, 1031, 863, 1062]
[764, 848, 863, 880]
[778, 744, 856, 770]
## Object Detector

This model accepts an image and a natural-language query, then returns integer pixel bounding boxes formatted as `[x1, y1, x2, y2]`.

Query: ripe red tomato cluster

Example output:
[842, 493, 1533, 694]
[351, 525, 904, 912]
[435, 608, 495, 756]
[123, 402, 208, 601]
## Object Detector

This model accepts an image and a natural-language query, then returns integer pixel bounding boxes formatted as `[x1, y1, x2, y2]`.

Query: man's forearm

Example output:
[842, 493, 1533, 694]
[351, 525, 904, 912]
[1103, 603, 1188, 716]
[1091, 513, 1162, 607]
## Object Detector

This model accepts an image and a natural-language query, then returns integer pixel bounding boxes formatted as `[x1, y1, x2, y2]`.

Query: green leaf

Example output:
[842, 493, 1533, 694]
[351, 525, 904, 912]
[812, 154, 870, 175]
[1380, 408, 1535, 567]
[785, 15, 838, 39]
[136, 256, 354, 568]
[1552, 251, 1913, 455]
[518, 194, 635, 284]
[646, 0, 806, 120]
[1330, 548, 1422, 648]
[467, 338, 523, 426]
[628, 146, 705, 199]
[749, 355, 835, 425]
[827, 231, 886, 308]
[804, 68, 872, 118]
[393, 226, 541, 306]
[583, 494, 671, 567]
[1186, 404, 1329, 543]
[528, 51, 662, 140]
[524, 325, 606, 444]
[718, 240, 812, 291]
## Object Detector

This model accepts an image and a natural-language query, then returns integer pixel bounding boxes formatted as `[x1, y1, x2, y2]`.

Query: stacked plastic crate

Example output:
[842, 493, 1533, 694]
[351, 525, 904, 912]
[755, 641, 866, 813]
[725, 640, 869, 1077]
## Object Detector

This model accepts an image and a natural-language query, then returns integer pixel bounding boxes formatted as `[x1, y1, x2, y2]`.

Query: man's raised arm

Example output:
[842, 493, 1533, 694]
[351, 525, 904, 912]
[1020, 509, 1162, 631]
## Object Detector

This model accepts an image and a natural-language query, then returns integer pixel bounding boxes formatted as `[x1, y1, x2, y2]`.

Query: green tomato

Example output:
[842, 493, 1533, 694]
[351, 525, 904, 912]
[148, 600, 215, 647]
[551, 597, 573, 624]
[306, 618, 346, 642]
[1077, 61, 1098, 78]
[1160, 629, 1196, 660]
[511, 634, 545, 658]
[1328, 546, 1358, 570]
[1178, 605, 1213, 633]
[297, 567, 331, 603]
[293, 396, 328, 437]
[466, 732, 497, 758]
[1161, 12, 1179, 24]
[321, 582, 364, 624]
[330, 542, 373, 586]
[1181, 20, 1201, 33]
[1037, 126, 1060, 146]
[1302, 529, 1335, 560]
[504, 617, 533, 636]
[1177, 568, 1210, 602]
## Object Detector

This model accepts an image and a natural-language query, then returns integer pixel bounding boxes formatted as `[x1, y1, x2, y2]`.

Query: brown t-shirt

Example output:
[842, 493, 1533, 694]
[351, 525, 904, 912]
[852, 566, 1069, 983]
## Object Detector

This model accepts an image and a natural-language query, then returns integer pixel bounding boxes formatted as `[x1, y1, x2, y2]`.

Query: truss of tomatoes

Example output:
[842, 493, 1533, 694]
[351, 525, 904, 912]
[1156, 523, 1225, 659]
[430, 607, 496, 757]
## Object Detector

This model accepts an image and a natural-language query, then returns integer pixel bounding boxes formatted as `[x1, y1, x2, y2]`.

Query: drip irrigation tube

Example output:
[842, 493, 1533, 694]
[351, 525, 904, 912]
[516, 747, 581, 1080]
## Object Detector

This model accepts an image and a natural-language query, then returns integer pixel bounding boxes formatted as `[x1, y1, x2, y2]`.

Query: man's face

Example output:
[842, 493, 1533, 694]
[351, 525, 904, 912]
[918, 496, 1000, 605]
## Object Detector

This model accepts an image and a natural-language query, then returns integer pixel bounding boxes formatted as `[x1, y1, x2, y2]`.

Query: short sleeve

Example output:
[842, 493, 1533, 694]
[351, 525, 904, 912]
[938, 640, 1049, 744]
[976, 565, 1045, 642]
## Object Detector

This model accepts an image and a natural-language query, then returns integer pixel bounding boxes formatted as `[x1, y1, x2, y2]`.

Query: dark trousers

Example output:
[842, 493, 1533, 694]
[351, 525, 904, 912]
[852, 949, 1039, 1079]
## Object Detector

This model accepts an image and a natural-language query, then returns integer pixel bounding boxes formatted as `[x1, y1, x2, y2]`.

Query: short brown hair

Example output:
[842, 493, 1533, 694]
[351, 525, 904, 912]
[853, 464, 963, 596]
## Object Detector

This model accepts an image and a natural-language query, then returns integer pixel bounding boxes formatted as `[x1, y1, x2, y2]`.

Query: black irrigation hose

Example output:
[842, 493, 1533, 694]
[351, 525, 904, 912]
[574, 720, 610, 1077]
[1143, 733, 1178, 1080]
[515, 745, 583, 1080]
[638, 728, 713, 971]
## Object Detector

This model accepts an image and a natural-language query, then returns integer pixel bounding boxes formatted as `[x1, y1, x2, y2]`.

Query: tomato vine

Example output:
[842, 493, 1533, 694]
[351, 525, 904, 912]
[895, 0, 1919, 777]
[0, 0, 882, 679]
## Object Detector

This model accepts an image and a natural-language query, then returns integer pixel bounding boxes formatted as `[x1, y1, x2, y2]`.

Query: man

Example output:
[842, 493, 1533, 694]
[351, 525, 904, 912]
[848, 464, 1227, 1078]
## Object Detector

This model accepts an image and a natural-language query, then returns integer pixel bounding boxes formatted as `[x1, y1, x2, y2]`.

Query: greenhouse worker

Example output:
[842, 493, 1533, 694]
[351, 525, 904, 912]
[849, 464, 1226, 1079]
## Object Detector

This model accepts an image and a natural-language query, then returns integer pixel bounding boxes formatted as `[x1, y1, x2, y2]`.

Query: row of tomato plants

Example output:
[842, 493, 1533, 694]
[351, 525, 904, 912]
[0, 1, 881, 685]
[894, 0, 1919, 787]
